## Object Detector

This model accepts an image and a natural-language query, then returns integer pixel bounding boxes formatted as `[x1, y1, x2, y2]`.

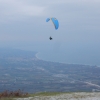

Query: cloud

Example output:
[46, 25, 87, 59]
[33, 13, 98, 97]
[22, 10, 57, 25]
[0, 0, 46, 22]
[1, 0, 100, 22]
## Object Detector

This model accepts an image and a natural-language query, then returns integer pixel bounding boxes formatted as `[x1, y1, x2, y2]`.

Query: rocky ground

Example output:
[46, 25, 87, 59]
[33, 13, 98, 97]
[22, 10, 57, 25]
[15, 92, 100, 100]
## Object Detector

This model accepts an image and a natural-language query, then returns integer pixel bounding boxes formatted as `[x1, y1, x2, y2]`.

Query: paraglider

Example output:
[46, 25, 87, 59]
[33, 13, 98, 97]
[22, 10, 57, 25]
[46, 17, 59, 30]
[46, 17, 59, 40]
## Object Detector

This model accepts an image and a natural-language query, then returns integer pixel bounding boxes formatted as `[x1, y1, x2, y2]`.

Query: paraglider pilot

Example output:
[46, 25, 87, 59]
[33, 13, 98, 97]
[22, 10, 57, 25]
[49, 36, 53, 40]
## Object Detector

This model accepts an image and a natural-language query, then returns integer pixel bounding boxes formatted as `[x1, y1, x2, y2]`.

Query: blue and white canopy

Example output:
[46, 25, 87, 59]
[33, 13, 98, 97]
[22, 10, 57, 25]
[46, 17, 59, 30]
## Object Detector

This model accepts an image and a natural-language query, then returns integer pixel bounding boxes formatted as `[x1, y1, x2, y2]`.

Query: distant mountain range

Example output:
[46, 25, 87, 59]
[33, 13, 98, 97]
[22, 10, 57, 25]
[0, 48, 100, 93]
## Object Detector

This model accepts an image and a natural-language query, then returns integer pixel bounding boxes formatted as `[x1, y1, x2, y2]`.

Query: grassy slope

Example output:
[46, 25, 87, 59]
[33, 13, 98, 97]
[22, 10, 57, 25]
[1, 92, 100, 100]
[0, 92, 66, 100]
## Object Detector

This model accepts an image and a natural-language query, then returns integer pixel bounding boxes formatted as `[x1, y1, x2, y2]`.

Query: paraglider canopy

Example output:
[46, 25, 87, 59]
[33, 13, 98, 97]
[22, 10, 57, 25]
[46, 17, 59, 30]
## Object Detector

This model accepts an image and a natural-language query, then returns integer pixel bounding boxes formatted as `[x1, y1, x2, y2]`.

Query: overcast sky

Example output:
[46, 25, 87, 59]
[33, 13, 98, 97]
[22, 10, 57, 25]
[0, 0, 100, 65]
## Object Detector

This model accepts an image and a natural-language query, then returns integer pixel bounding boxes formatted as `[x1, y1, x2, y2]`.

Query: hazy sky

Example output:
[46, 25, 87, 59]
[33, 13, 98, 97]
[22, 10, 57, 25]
[0, 0, 100, 65]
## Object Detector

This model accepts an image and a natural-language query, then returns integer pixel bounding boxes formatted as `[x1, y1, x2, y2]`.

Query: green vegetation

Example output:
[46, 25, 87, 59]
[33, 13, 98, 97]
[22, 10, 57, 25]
[29, 92, 63, 97]
[0, 98, 13, 100]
